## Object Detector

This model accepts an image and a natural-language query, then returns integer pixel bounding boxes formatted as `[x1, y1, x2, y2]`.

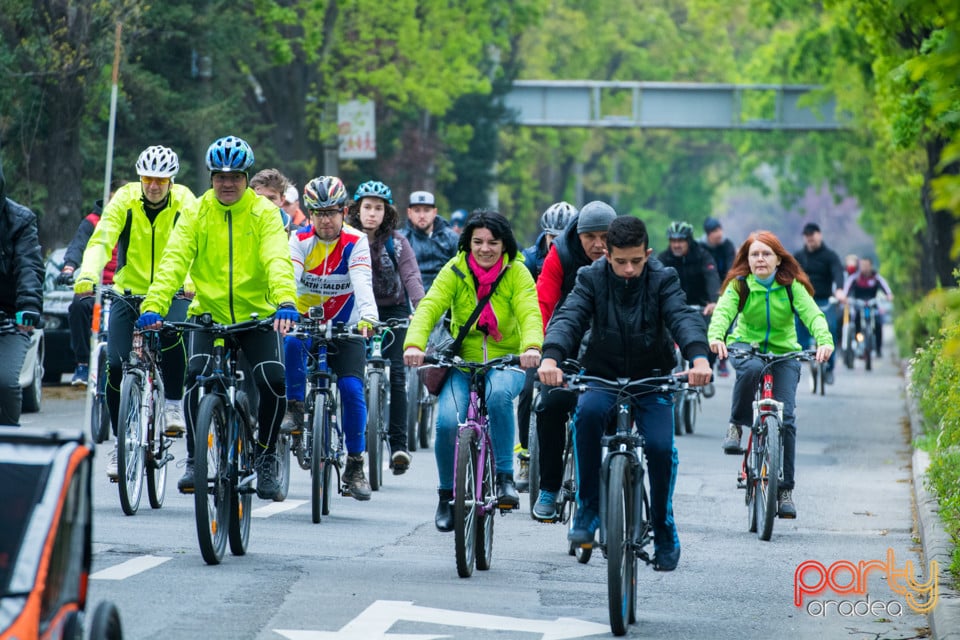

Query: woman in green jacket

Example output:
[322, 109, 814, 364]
[707, 230, 833, 519]
[403, 210, 543, 531]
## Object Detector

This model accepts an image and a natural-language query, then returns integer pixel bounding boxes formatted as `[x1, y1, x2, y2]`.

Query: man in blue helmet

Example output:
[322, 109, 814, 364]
[138, 135, 299, 501]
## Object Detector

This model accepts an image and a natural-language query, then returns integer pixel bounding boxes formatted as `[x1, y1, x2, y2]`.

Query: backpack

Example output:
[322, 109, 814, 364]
[728, 276, 798, 335]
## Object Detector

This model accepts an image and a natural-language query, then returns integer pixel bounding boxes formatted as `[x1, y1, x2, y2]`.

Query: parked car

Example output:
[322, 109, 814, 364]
[41, 248, 75, 384]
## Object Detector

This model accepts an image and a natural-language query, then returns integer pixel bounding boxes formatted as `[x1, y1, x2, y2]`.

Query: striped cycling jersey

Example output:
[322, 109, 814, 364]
[289, 223, 378, 323]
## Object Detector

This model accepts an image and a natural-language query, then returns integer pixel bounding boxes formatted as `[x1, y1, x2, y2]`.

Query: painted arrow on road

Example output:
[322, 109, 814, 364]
[275, 599, 610, 640]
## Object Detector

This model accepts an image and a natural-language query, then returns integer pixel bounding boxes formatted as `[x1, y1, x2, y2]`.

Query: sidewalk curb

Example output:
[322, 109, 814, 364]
[905, 365, 960, 640]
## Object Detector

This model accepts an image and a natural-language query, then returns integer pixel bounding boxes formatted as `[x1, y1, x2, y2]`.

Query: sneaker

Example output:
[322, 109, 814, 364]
[778, 489, 797, 518]
[343, 454, 372, 501]
[391, 449, 411, 475]
[567, 508, 600, 545]
[532, 489, 559, 522]
[823, 369, 835, 385]
[496, 473, 519, 509]
[164, 401, 185, 437]
[105, 443, 118, 480]
[255, 453, 280, 500]
[71, 364, 89, 387]
[722, 424, 743, 454]
[515, 450, 530, 493]
[280, 399, 305, 434]
[654, 544, 682, 572]
[177, 459, 195, 494]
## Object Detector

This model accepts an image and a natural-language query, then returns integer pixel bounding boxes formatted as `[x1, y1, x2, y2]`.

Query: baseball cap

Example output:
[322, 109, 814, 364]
[802, 222, 821, 235]
[703, 217, 722, 233]
[409, 190, 436, 206]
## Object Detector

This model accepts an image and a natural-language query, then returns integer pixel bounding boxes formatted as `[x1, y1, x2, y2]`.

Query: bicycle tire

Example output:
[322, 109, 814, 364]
[405, 367, 419, 452]
[117, 372, 145, 516]
[322, 401, 340, 517]
[756, 416, 781, 541]
[475, 436, 495, 571]
[454, 429, 478, 578]
[673, 396, 683, 436]
[744, 436, 758, 533]
[419, 391, 435, 450]
[146, 383, 167, 510]
[606, 454, 635, 637]
[683, 391, 698, 434]
[91, 347, 110, 444]
[228, 392, 253, 556]
[366, 369, 384, 491]
[864, 329, 873, 371]
[87, 600, 123, 640]
[808, 361, 818, 394]
[310, 397, 326, 524]
[275, 432, 291, 502]
[819, 362, 826, 396]
[562, 432, 593, 563]
[527, 415, 540, 514]
[194, 394, 230, 564]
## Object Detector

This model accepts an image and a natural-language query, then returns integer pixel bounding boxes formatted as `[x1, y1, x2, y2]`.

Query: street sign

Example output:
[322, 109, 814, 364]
[338, 100, 377, 159]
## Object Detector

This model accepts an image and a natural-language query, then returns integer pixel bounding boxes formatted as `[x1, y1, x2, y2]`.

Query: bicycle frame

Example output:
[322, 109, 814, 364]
[452, 367, 497, 517]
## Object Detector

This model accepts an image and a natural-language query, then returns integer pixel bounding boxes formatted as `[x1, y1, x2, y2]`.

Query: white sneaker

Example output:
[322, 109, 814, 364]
[164, 401, 185, 437]
[106, 444, 119, 480]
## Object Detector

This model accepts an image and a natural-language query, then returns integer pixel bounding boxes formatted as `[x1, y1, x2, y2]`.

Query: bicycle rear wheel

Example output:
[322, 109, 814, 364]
[117, 372, 145, 516]
[146, 384, 167, 509]
[808, 361, 818, 394]
[818, 362, 826, 396]
[405, 367, 419, 452]
[683, 390, 698, 434]
[90, 347, 110, 444]
[527, 415, 540, 515]
[275, 432, 291, 502]
[672, 396, 683, 436]
[606, 455, 635, 637]
[755, 416, 781, 541]
[194, 394, 230, 564]
[366, 369, 385, 491]
[864, 329, 873, 371]
[419, 390, 435, 450]
[562, 432, 592, 563]
[310, 397, 327, 524]
[454, 429, 479, 578]
[475, 437, 496, 571]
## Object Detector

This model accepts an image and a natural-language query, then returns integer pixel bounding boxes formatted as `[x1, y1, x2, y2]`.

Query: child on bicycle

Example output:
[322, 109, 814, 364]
[708, 230, 833, 519]
[538, 215, 712, 572]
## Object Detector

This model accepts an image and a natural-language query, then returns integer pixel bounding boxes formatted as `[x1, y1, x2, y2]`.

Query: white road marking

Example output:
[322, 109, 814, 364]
[252, 499, 308, 518]
[90, 554, 171, 580]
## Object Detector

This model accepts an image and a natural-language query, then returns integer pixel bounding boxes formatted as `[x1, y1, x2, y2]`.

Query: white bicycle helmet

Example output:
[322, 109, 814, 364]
[136, 146, 179, 178]
[540, 201, 577, 235]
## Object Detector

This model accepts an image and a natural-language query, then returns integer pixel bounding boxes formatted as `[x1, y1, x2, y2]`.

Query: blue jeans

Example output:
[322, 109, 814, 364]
[434, 366, 524, 491]
[572, 387, 679, 549]
[796, 298, 838, 371]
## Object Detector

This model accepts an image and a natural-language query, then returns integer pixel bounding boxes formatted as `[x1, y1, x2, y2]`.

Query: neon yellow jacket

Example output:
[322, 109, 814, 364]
[142, 188, 297, 323]
[75, 182, 197, 294]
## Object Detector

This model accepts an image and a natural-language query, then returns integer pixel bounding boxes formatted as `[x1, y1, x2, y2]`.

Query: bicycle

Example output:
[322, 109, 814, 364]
[287, 309, 351, 523]
[87, 289, 115, 444]
[364, 318, 408, 490]
[422, 353, 522, 578]
[728, 346, 815, 542]
[406, 365, 436, 451]
[561, 370, 686, 636]
[845, 298, 879, 371]
[166, 313, 272, 564]
[805, 298, 835, 395]
[112, 293, 177, 516]
[671, 344, 701, 436]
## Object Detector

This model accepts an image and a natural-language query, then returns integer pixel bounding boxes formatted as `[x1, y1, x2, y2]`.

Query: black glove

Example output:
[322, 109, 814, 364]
[16, 310, 41, 327]
[55, 268, 76, 286]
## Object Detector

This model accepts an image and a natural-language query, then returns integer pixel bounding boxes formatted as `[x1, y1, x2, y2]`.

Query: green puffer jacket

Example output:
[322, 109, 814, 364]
[404, 252, 543, 360]
[76, 182, 197, 294]
[142, 188, 296, 324]
[707, 274, 833, 353]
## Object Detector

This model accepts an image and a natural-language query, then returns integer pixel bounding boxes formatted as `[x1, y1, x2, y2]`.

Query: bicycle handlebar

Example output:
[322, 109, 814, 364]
[726, 346, 817, 363]
[163, 315, 275, 336]
[421, 353, 521, 370]
[560, 371, 688, 395]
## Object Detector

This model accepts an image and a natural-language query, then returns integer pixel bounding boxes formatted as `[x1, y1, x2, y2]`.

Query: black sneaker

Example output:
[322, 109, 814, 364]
[256, 454, 280, 500]
[177, 459, 195, 494]
[391, 449, 411, 475]
[495, 473, 519, 509]
[343, 454, 372, 501]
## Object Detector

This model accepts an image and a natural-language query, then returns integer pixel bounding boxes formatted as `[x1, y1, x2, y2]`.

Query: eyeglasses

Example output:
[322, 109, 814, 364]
[140, 176, 171, 186]
[309, 208, 342, 218]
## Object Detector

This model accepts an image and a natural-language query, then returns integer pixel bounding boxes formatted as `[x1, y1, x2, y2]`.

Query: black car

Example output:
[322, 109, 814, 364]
[41, 248, 75, 384]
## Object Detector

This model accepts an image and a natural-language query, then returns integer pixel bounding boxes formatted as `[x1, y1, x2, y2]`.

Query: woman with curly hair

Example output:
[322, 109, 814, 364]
[707, 230, 834, 519]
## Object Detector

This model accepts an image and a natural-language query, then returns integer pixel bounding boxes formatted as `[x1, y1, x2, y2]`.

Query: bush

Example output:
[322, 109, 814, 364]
[897, 288, 960, 355]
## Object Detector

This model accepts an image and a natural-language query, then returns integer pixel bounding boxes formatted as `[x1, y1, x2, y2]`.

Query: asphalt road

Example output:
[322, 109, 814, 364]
[22, 337, 931, 640]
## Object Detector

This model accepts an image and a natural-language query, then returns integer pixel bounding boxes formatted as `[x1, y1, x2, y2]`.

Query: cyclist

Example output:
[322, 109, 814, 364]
[137, 135, 299, 500]
[530, 201, 616, 521]
[56, 179, 125, 386]
[346, 180, 425, 474]
[282, 184, 308, 230]
[793, 222, 845, 384]
[516, 201, 577, 491]
[700, 217, 736, 281]
[400, 190, 459, 292]
[844, 253, 859, 276]
[250, 168, 294, 232]
[74, 146, 195, 479]
[0, 156, 43, 427]
[282, 175, 379, 501]
[403, 210, 543, 532]
[449, 208, 467, 235]
[842, 256, 893, 358]
[709, 230, 833, 519]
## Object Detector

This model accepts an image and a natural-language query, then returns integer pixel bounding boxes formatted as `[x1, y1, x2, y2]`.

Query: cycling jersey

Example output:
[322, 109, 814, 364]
[76, 182, 197, 294]
[842, 271, 893, 301]
[289, 223, 378, 323]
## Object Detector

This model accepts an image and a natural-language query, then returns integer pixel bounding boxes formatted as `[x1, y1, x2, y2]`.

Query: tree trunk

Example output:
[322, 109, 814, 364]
[920, 136, 959, 290]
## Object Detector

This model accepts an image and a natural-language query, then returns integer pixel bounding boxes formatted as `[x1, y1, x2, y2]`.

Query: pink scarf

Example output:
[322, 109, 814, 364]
[467, 253, 504, 341]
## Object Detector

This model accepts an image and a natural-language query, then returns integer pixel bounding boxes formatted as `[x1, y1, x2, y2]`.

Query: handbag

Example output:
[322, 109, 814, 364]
[420, 267, 509, 395]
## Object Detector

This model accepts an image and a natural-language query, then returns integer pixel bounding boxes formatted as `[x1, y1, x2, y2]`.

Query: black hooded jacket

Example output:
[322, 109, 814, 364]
[542, 256, 710, 380]
[0, 160, 44, 315]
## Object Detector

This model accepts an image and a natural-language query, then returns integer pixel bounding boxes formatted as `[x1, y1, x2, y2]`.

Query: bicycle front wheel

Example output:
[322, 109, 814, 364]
[117, 372, 146, 516]
[606, 455, 636, 637]
[454, 429, 479, 578]
[562, 432, 592, 563]
[527, 414, 540, 515]
[683, 391, 698, 434]
[419, 387, 435, 450]
[818, 362, 826, 396]
[366, 369, 385, 491]
[146, 384, 167, 510]
[90, 347, 110, 444]
[405, 366, 419, 452]
[755, 416, 781, 541]
[194, 394, 230, 564]
[310, 397, 327, 524]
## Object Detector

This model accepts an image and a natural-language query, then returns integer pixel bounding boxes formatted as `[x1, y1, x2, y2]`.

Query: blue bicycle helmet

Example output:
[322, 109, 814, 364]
[353, 180, 393, 205]
[205, 136, 255, 173]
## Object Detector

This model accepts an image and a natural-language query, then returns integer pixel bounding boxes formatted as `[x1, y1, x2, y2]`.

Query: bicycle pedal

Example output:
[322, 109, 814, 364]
[163, 429, 185, 438]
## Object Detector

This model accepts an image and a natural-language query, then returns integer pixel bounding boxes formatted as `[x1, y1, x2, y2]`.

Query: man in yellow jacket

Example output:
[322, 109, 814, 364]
[138, 136, 298, 500]
[74, 145, 196, 480]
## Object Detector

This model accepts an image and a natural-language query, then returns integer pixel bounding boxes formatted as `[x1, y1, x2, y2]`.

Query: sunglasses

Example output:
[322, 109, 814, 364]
[141, 176, 171, 186]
